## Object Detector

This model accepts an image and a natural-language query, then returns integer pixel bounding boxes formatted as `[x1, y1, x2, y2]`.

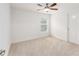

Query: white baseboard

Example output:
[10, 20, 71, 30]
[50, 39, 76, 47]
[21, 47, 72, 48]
[4, 42, 11, 56]
[11, 35, 49, 44]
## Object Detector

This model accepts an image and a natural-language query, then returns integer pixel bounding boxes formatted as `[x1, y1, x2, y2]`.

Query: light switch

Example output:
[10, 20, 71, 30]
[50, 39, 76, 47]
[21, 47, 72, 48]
[72, 15, 76, 19]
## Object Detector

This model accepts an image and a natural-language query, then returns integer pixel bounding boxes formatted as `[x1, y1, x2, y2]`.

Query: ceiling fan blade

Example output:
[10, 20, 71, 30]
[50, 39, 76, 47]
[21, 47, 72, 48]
[49, 8, 58, 10]
[37, 4, 42, 7]
[50, 3, 57, 7]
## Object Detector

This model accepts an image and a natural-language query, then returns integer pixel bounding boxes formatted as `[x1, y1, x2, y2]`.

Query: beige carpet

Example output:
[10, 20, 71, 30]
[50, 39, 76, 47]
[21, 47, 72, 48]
[9, 37, 79, 56]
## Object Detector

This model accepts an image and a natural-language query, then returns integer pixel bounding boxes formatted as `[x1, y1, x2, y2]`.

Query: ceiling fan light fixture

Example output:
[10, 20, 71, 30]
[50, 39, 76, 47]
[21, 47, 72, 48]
[43, 8, 50, 12]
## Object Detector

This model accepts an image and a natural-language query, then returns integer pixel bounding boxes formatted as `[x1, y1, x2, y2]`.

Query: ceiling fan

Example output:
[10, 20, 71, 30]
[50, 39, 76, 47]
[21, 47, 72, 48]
[37, 3, 58, 12]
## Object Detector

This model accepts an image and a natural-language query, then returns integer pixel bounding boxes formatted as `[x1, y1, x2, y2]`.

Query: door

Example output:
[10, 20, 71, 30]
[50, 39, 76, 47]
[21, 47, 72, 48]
[69, 12, 79, 44]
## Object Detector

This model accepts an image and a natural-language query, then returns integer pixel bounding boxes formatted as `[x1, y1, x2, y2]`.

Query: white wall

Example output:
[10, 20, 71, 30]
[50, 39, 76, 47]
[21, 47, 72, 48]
[51, 3, 79, 43]
[11, 8, 50, 43]
[50, 3, 68, 41]
[0, 3, 10, 55]
[51, 11, 68, 41]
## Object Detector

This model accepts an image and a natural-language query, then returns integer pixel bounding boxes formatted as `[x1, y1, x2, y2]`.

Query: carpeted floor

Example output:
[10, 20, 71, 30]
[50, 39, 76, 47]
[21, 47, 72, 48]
[9, 37, 79, 56]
